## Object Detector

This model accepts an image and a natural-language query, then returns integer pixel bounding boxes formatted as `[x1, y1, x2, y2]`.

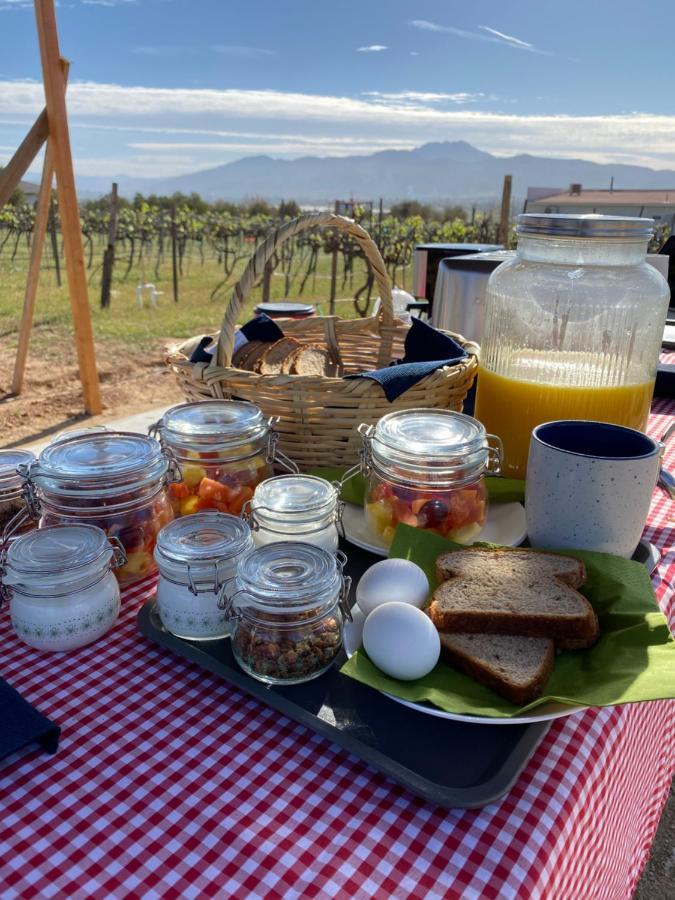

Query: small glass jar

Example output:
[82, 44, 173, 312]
[2, 524, 126, 652]
[248, 475, 341, 552]
[225, 542, 351, 685]
[154, 511, 254, 641]
[151, 400, 297, 519]
[359, 409, 502, 548]
[22, 431, 177, 587]
[0, 449, 36, 541]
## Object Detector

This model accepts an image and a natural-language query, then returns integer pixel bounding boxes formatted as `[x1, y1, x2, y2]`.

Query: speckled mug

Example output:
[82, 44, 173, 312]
[525, 421, 662, 558]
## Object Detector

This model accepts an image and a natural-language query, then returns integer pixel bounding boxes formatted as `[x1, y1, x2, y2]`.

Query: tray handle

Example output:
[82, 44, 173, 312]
[213, 212, 394, 368]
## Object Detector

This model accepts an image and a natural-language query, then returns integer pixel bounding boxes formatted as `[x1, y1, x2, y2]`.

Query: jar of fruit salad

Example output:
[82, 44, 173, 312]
[359, 409, 502, 548]
[224, 542, 351, 685]
[247, 475, 342, 552]
[0, 450, 37, 543]
[20, 431, 178, 587]
[150, 400, 297, 519]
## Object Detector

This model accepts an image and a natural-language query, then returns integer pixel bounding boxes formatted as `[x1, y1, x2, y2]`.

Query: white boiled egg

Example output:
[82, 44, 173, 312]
[362, 602, 440, 681]
[355, 558, 429, 618]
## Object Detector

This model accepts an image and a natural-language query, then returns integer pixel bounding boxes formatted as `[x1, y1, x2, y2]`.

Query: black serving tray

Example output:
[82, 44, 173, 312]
[137, 541, 551, 809]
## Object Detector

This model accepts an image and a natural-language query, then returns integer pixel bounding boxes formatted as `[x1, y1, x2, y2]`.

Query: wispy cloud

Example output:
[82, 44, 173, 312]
[363, 91, 486, 105]
[212, 45, 276, 58]
[0, 0, 33, 9]
[409, 19, 552, 55]
[357, 45, 388, 53]
[82, 0, 137, 6]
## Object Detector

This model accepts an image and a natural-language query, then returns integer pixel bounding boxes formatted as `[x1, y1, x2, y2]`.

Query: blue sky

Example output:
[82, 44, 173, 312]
[1, 0, 674, 179]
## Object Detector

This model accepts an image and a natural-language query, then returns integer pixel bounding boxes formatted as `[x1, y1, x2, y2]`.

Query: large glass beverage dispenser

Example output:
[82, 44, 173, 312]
[474, 214, 670, 478]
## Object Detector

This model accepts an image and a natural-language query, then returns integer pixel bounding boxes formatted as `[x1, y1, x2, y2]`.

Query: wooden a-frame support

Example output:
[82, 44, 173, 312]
[0, 0, 101, 414]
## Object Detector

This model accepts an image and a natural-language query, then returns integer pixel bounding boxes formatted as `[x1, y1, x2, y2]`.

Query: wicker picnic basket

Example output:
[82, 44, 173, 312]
[167, 212, 479, 470]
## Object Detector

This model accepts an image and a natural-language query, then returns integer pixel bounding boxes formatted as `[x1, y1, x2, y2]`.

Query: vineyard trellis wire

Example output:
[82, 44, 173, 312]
[0, 196, 511, 315]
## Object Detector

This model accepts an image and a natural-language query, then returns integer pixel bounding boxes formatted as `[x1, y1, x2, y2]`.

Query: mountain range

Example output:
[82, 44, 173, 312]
[76, 141, 675, 205]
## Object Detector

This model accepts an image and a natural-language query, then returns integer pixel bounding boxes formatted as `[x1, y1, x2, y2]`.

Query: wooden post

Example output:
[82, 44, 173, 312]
[0, 110, 49, 209]
[34, 0, 101, 414]
[498, 175, 513, 247]
[11, 142, 55, 395]
[329, 199, 339, 315]
[261, 259, 273, 303]
[171, 204, 179, 302]
[48, 194, 61, 286]
[100, 181, 118, 308]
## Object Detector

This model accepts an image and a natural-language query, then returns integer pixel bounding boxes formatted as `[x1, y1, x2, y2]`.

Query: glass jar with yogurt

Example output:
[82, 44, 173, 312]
[2, 524, 126, 652]
[247, 475, 342, 552]
[154, 511, 254, 640]
[150, 400, 297, 519]
[359, 409, 502, 548]
[225, 542, 351, 685]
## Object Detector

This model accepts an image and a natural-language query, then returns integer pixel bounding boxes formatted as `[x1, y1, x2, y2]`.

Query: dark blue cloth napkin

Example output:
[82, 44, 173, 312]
[189, 315, 284, 363]
[0, 675, 60, 762]
[346, 316, 469, 401]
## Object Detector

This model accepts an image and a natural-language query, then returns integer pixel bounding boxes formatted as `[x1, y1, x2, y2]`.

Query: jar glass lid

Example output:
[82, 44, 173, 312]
[517, 213, 654, 240]
[0, 449, 35, 491]
[34, 431, 168, 497]
[159, 401, 268, 451]
[4, 523, 112, 579]
[370, 409, 489, 485]
[251, 475, 337, 522]
[155, 511, 252, 565]
[237, 541, 340, 604]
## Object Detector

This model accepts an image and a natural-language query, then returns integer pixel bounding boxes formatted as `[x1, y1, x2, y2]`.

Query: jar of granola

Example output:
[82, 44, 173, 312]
[150, 400, 297, 519]
[224, 542, 351, 685]
[0, 450, 36, 542]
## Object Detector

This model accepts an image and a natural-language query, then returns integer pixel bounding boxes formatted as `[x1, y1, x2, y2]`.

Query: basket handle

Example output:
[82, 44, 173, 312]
[214, 212, 394, 367]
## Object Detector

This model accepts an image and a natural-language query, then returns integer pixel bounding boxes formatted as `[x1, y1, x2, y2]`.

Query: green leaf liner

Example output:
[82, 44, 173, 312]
[339, 524, 675, 717]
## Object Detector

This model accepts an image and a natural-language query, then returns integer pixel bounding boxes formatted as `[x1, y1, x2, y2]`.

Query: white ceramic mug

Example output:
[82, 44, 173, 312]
[525, 420, 663, 558]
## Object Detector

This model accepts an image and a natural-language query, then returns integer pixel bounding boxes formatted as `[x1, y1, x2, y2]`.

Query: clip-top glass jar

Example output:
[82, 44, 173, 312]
[151, 400, 297, 519]
[2, 524, 126, 652]
[0, 450, 36, 541]
[225, 542, 351, 685]
[474, 214, 671, 478]
[360, 409, 502, 548]
[247, 475, 342, 552]
[154, 511, 254, 640]
[21, 431, 177, 586]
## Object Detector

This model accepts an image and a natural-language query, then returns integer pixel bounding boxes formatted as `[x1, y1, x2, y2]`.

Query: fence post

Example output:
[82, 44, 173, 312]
[48, 194, 61, 286]
[498, 175, 512, 247]
[171, 204, 179, 302]
[329, 199, 339, 315]
[100, 181, 118, 308]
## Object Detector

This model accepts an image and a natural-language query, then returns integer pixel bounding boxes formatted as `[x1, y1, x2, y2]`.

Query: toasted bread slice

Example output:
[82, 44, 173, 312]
[439, 632, 555, 705]
[429, 548, 597, 648]
[258, 337, 302, 375]
[291, 345, 332, 376]
[233, 339, 265, 370]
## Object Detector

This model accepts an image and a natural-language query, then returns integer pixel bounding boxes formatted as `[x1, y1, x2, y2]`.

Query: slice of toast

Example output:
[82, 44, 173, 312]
[429, 548, 598, 648]
[233, 339, 265, 370]
[438, 632, 555, 705]
[291, 345, 332, 376]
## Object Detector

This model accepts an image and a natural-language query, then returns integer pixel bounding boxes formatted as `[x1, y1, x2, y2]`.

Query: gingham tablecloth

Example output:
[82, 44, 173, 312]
[1, 405, 674, 900]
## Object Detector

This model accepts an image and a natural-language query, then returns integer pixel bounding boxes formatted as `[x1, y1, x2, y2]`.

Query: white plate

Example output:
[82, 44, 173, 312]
[343, 606, 588, 726]
[341, 501, 528, 558]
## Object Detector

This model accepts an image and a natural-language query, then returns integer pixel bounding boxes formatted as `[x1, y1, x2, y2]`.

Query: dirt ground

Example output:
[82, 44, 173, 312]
[0, 326, 183, 448]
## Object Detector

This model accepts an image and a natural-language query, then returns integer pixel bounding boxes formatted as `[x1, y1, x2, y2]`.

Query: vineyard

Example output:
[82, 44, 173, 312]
[0, 194, 503, 443]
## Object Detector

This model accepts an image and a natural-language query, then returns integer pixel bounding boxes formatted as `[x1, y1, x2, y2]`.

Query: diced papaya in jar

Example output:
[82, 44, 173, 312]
[198, 477, 234, 504]
[169, 482, 190, 500]
[228, 485, 254, 516]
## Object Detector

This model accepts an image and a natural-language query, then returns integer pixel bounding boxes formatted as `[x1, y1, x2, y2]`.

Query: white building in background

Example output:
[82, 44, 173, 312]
[524, 184, 675, 229]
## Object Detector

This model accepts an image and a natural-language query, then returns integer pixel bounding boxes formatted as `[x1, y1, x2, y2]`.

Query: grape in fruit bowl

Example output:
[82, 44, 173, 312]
[365, 480, 487, 547]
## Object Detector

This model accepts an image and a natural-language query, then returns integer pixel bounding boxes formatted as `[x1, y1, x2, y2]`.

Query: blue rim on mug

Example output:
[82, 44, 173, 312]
[531, 420, 659, 460]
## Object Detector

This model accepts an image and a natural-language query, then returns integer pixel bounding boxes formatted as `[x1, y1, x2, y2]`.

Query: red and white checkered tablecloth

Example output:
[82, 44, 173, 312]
[1, 405, 674, 900]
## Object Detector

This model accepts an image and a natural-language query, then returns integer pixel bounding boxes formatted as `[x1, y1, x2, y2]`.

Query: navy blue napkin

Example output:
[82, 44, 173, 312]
[0, 675, 60, 761]
[346, 317, 469, 401]
[189, 315, 284, 363]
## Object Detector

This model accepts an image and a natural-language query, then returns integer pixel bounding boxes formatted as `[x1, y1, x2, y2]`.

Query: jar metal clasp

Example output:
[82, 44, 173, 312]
[485, 433, 504, 475]
[335, 550, 353, 622]
[265, 418, 300, 474]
